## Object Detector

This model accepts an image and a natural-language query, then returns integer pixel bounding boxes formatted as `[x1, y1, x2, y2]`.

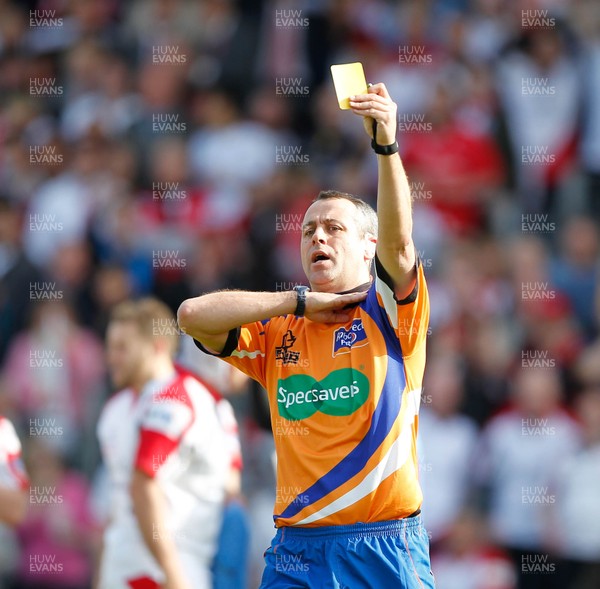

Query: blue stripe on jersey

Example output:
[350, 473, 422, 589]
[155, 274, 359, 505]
[276, 286, 406, 522]
[363, 284, 403, 360]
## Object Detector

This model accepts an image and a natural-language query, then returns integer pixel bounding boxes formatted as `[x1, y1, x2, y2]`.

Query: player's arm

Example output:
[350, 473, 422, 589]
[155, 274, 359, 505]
[177, 290, 367, 354]
[0, 484, 27, 527]
[130, 469, 192, 589]
[350, 83, 416, 300]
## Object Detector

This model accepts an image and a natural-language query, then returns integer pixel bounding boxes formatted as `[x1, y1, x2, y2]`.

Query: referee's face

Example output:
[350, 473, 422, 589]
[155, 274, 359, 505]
[301, 198, 374, 293]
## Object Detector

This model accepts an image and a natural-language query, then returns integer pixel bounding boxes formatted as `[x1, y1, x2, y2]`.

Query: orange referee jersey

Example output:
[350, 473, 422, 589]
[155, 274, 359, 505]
[195, 258, 429, 528]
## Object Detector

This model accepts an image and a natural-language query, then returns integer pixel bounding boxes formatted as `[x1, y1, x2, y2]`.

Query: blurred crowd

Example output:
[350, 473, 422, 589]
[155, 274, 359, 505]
[0, 0, 599, 587]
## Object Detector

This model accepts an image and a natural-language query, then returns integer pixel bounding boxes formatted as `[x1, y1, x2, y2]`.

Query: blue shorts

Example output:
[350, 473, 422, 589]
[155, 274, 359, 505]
[259, 516, 436, 589]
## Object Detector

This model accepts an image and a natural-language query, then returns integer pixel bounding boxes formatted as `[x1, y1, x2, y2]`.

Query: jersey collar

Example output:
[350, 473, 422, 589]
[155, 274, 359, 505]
[336, 280, 371, 295]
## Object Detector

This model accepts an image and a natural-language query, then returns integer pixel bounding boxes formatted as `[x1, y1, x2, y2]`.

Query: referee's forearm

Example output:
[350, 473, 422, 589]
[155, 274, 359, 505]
[376, 153, 415, 284]
[178, 290, 296, 338]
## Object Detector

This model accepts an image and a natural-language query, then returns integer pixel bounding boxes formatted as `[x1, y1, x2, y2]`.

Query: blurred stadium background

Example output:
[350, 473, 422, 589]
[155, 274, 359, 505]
[0, 0, 599, 588]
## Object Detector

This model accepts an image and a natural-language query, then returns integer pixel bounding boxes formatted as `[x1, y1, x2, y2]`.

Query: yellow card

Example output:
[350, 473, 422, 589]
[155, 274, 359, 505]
[330, 62, 368, 110]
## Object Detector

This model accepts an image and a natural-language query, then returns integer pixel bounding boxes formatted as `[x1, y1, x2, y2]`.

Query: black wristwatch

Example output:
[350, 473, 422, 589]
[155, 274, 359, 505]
[293, 285, 309, 317]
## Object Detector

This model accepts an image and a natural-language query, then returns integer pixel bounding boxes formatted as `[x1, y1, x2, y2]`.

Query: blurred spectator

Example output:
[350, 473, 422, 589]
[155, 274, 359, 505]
[402, 81, 505, 235]
[579, 15, 600, 219]
[575, 330, 600, 388]
[1, 300, 104, 462]
[554, 387, 600, 589]
[509, 235, 584, 381]
[419, 353, 479, 543]
[477, 366, 581, 589]
[91, 197, 154, 297]
[549, 216, 600, 341]
[463, 0, 512, 64]
[134, 136, 226, 309]
[23, 2, 76, 54]
[22, 134, 119, 268]
[188, 87, 290, 229]
[431, 510, 516, 589]
[14, 440, 98, 589]
[496, 26, 580, 215]
[61, 52, 140, 142]
[62, 41, 113, 101]
[124, 0, 239, 66]
[374, 2, 440, 116]
[0, 99, 51, 204]
[462, 318, 514, 425]
[0, 198, 41, 364]
[0, 3, 28, 54]
[88, 265, 134, 337]
[127, 59, 190, 185]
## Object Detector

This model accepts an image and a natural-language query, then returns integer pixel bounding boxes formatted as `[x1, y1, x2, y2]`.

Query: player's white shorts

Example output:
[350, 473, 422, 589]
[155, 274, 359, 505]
[99, 540, 211, 589]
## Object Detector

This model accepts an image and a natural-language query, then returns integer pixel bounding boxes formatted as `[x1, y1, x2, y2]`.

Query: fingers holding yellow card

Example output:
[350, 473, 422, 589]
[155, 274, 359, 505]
[330, 62, 368, 110]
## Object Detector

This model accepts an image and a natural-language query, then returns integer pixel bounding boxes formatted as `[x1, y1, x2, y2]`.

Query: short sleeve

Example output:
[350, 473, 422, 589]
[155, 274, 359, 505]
[135, 386, 194, 477]
[373, 256, 430, 357]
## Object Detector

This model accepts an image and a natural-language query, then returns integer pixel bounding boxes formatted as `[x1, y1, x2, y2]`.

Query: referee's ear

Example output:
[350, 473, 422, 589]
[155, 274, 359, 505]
[364, 233, 377, 261]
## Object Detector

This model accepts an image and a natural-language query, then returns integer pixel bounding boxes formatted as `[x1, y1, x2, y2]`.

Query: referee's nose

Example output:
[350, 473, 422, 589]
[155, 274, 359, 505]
[312, 225, 327, 245]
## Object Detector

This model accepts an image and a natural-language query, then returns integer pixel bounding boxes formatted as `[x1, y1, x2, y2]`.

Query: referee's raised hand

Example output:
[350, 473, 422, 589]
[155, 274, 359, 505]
[349, 82, 398, 146]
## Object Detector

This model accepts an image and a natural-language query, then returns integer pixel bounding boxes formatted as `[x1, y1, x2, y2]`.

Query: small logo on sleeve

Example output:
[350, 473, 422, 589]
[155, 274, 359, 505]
[332, 319, 368, 356]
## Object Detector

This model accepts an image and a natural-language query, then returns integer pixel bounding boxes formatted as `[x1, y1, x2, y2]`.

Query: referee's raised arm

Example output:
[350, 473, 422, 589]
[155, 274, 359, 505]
[349, 83, 417, 301]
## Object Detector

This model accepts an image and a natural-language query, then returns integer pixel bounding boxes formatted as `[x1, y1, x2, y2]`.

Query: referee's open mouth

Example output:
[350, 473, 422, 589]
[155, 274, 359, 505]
[311, 251, 332, 267]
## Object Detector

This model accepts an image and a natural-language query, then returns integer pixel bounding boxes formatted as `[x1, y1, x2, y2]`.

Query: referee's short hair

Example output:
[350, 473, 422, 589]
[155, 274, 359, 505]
[314, 190, 378, 238]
